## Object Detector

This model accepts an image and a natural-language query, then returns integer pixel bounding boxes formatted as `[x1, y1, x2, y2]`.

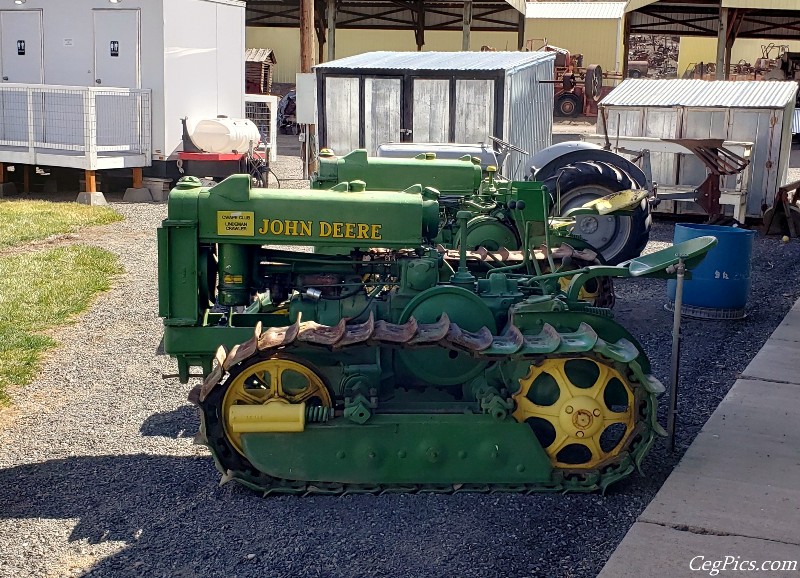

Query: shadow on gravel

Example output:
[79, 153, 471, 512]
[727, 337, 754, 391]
[139, 405, 199, 438]
[0, 453, 668, 578]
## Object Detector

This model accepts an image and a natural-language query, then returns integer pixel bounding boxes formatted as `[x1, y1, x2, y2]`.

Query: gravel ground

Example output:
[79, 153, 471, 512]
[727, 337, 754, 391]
[1, 143, 800, 578]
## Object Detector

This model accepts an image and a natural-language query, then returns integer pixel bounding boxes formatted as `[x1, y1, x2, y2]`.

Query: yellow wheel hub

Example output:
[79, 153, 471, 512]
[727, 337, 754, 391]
[222, 355, 332, 454]
[512, 356, 635, 469]
[558, 275, 600, 303]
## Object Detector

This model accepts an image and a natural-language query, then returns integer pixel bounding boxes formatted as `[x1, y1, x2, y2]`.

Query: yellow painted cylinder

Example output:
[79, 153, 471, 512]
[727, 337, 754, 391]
[228, 402, 306, 433]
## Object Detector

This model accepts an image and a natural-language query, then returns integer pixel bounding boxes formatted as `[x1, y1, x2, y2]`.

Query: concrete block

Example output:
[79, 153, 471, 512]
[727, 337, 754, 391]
[600, 522, 800, 578]
[0, 182, 17, 197]
[740, 341, 800, 385]
[640, 379, 800, 544]
[76, 192, 108, 206]
[122, 187, 154, 203]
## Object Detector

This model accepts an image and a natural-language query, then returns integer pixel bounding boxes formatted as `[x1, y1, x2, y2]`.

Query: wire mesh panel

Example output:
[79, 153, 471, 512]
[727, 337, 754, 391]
[0, 84, 151, 169]
[244, 95, 278, 162]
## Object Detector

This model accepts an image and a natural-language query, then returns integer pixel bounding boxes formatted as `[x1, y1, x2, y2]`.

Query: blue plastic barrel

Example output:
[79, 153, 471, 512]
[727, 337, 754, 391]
[667, 223, 756, 319]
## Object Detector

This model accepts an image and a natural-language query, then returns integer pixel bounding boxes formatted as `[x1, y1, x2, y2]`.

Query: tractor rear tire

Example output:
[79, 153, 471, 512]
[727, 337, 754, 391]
[543, 161, 651, 265]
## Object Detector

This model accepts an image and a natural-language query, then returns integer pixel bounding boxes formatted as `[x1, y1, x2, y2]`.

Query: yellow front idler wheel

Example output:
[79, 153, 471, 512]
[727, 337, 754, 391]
[512, 356, 635, 469]
[222, 355, 332, 455]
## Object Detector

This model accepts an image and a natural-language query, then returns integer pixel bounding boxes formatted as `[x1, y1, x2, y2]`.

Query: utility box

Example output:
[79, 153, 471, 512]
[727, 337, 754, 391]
[0, 0, 245, 175]
[598, 79, 798, 218]
[314, 51, 556, 180]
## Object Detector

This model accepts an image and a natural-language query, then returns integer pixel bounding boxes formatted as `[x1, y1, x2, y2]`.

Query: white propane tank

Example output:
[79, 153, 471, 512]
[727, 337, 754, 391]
[190, 117, 261, 153]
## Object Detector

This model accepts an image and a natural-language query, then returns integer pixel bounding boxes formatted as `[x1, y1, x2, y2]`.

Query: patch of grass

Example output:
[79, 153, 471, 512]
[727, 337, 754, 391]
[0, 245, 122, 402]
[0, 199, 122, 249]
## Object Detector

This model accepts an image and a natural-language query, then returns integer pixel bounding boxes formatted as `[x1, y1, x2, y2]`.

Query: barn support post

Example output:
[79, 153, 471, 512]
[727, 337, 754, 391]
[414, 1, 425, 51]
[716, 7, 729, 79]
[621, 15, 631, 78]
[517, 12, 525, 51]
[327, 0, 336, 62]
[300, 0, 315, 73]
[300, 0, 317, 173]
[462, 1, 473, 51]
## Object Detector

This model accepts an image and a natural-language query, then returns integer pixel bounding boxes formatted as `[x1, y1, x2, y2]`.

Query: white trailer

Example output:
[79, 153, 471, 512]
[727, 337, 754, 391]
[0, 0, 245, 189]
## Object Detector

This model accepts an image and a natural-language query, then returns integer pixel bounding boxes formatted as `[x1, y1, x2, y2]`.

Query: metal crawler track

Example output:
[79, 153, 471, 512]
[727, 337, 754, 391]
[190, 312, 665, 495]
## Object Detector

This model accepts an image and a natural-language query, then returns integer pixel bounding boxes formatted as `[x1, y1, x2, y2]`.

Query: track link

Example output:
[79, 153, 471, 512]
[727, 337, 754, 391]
[190, 312, 665, 495]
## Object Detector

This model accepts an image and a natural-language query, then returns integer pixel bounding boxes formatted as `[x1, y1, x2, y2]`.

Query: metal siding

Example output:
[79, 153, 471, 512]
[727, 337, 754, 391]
[643, 108, 679, 187]
[455, 79, 495, 144]
[524, 19, 622, 73]
[602, 107, 645, 139]
[364, 77, 401, 155]
[601, 79, 798, 108]
[728, 110, 775, 214]
[507, 58, 553, 180]
[793, 110, 800, 135]
[324, 76, 360, 153]
[525, 2, 626, 19]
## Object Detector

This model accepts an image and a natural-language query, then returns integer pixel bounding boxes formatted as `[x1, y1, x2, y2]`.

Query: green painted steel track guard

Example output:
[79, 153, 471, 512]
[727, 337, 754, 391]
[565, 236, 718, 303]
[240, 415, 554, 485]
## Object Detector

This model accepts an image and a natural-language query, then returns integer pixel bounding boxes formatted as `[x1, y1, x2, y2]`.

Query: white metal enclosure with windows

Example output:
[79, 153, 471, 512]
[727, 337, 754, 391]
[0, 0, 245, 174]
[314, 51, 555, 180]
[597, 79, 798, 218]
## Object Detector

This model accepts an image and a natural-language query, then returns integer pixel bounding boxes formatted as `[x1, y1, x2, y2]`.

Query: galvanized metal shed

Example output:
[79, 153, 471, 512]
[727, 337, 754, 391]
[314, 51, 555, 180]
[598, 78, 798, 217]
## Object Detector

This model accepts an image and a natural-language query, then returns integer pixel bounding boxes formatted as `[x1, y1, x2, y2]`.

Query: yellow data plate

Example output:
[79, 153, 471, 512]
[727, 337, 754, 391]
[217, 211, 255, 236]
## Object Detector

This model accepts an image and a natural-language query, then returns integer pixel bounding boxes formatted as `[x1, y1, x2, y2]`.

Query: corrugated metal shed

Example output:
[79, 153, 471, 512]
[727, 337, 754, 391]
[599, 78, 797, 218]
[315, 51, 554, 179]
[315, 51, 553, 72]
[601, 79, 798, 108]
[526, 2, 626, 19]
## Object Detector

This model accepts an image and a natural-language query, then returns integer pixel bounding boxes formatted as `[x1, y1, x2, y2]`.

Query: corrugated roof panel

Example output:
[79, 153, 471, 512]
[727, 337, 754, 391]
[315, 51, 554, 71]
[526, 2, 626, 19]
[600, 79, 798, 108]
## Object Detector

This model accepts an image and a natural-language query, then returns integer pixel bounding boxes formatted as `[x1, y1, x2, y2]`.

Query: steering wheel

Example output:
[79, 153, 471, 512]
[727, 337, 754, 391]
[488, 135, 529, 155]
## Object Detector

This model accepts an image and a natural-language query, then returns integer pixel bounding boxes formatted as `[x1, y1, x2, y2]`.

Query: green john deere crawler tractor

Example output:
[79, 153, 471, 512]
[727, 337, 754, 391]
[158, 174, 716, 495]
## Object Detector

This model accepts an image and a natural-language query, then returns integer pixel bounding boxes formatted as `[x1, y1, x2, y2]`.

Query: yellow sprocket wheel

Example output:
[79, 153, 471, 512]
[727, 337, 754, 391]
[222, 355, 332, 454]
[512, 356, 635, 469]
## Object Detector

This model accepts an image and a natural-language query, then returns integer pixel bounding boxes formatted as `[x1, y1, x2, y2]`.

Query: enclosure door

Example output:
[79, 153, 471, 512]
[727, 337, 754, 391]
[454, 79, 495, 144]
[364, 77, 401, 154]
[411, 78, 450, 143]
[93, 9, 141, 88]
[324, 76, 360, 154]
[0, 10, 43, 83]
[0, 11, 43, 144]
